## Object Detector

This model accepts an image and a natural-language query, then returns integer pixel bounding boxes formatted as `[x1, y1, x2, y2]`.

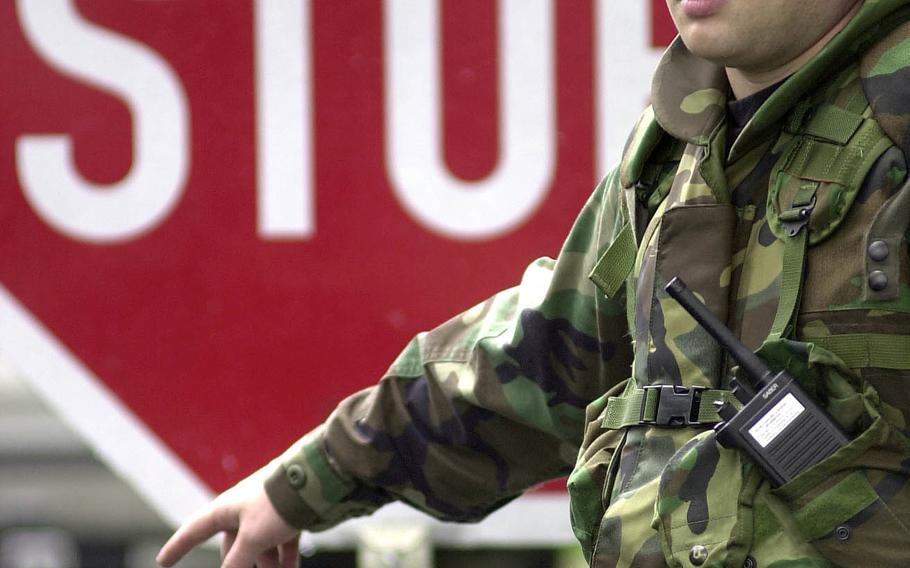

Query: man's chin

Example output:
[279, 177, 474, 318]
[678, 34, 742, 66]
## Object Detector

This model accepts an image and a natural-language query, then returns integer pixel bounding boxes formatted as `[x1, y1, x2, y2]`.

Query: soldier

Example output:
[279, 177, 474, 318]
[159, 0, 910, 566]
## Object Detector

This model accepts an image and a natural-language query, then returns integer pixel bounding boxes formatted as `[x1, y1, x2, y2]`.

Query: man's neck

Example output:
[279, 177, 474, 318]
[725, 2, 862, 99]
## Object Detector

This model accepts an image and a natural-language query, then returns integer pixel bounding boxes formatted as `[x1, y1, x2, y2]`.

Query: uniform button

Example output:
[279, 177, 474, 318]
[689, 544, 708, 566]
[286, 464, 307, 488]
[742, 555, 757, 568]
[868, 240, 889, 261]
[835, 525, 851, 541]
[868, 270, 889, 291]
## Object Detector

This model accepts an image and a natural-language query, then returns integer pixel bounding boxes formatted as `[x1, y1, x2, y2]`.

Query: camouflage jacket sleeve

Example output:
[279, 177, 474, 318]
[263, 170, 635, 531]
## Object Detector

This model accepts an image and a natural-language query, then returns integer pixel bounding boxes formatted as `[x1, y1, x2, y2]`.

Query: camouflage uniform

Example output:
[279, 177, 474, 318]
[264, 1, 910, 565]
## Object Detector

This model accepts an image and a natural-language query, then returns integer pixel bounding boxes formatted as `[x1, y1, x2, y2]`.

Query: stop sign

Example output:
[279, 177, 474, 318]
[0, 0, 671, 538]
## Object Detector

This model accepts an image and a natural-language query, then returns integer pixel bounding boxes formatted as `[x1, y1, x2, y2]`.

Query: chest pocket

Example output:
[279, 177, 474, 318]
[764, 89, 896, 344]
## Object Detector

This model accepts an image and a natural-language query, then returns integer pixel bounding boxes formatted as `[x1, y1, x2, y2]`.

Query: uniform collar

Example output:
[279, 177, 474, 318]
[651, 0, 910, 158]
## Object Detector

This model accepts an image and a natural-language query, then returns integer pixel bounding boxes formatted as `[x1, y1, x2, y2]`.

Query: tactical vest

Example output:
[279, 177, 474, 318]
[569, 31, 910, 568]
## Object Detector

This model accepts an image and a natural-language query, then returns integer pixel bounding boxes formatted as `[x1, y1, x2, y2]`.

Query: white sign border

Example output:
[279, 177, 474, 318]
[0, 283, 214, 526]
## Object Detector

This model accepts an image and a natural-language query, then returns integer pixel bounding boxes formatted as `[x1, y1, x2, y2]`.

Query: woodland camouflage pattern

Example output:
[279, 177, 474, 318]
[265, 1, 910, 565]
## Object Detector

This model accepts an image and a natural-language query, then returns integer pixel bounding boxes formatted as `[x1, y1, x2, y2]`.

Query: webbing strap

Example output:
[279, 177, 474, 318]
[601, 387, 736, 429]
[768, 181, 818, 341]
[813, 333, 910, 370]
[803, 104, 864, 145]
[767, 231, 809, 341]
[590, 223, 636, 299]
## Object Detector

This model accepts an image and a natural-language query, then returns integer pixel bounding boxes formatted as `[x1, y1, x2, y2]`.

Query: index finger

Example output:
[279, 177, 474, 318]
[157, 504, 236, 566]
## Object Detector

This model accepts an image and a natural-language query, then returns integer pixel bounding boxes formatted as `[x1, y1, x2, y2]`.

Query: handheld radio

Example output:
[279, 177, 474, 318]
[664, 277, 849, 487]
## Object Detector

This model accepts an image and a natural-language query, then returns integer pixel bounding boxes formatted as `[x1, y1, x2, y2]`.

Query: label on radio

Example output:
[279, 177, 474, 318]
[748, 393, 805, 448]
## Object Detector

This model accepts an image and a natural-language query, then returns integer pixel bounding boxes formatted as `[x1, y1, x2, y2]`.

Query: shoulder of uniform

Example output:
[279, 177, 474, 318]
[619, 106, 667, 188]
[861, 18, 910, 160]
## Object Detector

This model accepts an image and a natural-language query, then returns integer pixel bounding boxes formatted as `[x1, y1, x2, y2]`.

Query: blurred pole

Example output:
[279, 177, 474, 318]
[356, 523, 431, 568]
[0, 527, 79, 568]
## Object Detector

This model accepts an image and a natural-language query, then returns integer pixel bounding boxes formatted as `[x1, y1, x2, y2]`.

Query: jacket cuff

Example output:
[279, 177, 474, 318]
[263, 427, 369, 531]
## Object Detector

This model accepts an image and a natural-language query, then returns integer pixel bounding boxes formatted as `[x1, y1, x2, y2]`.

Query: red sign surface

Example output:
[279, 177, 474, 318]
[1, 0, 673, 529]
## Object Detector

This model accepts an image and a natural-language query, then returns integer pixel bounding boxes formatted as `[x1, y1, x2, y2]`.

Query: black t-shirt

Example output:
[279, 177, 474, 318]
[727, 80, 787, 206]
[727, 80, 786, 146]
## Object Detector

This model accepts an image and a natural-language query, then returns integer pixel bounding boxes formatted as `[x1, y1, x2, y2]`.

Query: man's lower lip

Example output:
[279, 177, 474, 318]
[680, 0, 726, 18]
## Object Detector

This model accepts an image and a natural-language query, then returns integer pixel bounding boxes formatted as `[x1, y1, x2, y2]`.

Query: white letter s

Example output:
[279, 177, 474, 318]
[16, 0, 189, 243]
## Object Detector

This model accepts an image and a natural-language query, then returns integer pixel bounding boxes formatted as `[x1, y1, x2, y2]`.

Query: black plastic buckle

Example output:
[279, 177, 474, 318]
[640, 385, 706, 427]
[780, 195, 817, 237]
